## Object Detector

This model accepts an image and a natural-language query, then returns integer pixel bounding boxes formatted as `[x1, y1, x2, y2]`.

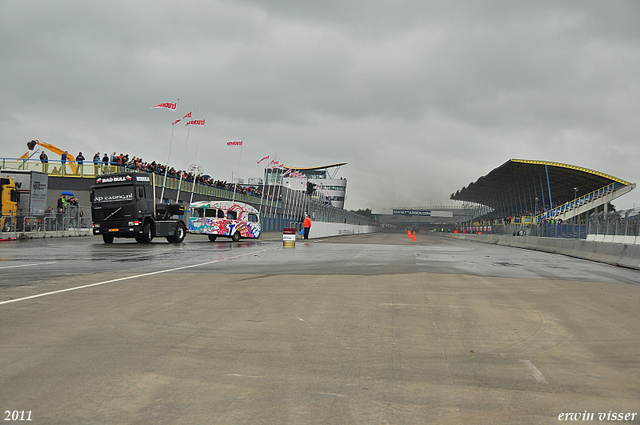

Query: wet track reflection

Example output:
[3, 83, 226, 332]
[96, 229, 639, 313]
[1, 232, 640, 424]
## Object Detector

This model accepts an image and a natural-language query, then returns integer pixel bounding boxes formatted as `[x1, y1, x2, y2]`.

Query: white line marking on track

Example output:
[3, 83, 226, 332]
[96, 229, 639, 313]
[0, 261, 57, 269]
[521, 359, 548, 384]
[226, 374, 265, 379]
[0, 247, 278, 307]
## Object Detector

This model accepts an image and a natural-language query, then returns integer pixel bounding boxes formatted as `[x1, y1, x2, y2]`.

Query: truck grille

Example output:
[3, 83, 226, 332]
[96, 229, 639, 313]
[92, 206, 132, 223]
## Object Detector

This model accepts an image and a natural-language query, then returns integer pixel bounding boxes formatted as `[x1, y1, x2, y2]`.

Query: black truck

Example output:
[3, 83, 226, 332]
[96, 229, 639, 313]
[90, 172, 186, 243]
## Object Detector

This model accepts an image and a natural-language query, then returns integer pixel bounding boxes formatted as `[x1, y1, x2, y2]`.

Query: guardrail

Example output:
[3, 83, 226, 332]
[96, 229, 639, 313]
[2, 158, 375, 231]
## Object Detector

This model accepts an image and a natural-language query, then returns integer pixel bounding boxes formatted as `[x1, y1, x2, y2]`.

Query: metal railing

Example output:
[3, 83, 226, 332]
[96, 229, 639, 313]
[459, 208, 640, 244]
[2, 158, 375, 232]
[1, 205, 92, 236]
[536, 182, 621, 220]
[459, 223, 587, 239]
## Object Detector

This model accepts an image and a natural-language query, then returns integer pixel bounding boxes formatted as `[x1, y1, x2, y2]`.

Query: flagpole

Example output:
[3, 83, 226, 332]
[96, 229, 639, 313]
[160, 98, 179, 202]
[273, 162, 282, 228]
[267, 159, 277, 221]
[255, 153, 269, 218]
[258, 152, 271, 223]
[232, 138, 244, 202]
[176, 110, 193, 202]
[257, 167, 265, 217]
[294, 174, 302, 225]
[190, 117, 206, 205]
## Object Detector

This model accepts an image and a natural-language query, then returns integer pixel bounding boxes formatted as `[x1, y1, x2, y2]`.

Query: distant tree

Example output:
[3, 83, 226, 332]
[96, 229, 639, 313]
[350, 208, 373, 218]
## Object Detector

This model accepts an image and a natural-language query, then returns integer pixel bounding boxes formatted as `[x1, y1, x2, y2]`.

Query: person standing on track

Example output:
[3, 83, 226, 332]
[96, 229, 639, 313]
[303, 214, 312, 240]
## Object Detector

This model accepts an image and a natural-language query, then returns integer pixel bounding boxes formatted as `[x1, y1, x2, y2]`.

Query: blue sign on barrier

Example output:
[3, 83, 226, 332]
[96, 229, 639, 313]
[393, 209, 431, 216]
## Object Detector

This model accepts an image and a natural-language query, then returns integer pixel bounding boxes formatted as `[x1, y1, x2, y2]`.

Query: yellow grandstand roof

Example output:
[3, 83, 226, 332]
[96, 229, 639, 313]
[451, 159, 633, 210]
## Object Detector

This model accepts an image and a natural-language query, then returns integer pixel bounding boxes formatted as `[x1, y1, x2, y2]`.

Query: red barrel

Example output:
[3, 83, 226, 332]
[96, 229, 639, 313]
[283, 227, 296, 248]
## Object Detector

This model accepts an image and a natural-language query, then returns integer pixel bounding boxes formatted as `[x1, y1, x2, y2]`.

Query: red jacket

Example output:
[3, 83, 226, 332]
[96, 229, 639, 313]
[303, 217, 312, 228]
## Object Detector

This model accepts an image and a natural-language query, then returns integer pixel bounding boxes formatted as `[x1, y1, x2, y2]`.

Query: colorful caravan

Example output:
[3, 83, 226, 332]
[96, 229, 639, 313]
[188, 201, 261, 242]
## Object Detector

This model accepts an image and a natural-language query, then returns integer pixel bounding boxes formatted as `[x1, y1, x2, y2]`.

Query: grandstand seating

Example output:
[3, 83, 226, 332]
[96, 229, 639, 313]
[536, 182, 634, 222]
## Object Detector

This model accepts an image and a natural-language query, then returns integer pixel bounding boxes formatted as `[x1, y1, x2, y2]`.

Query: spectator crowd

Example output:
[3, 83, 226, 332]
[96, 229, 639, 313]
[75, 151, 285, 202]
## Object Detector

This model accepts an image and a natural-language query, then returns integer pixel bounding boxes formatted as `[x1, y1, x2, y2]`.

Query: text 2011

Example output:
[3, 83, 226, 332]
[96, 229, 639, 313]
[4, 411, 32, 421]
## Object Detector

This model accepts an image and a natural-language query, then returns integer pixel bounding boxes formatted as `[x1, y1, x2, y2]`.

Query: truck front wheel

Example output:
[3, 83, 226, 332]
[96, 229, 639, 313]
[140, 222, 153, 243]
[102, 234, 114, 244]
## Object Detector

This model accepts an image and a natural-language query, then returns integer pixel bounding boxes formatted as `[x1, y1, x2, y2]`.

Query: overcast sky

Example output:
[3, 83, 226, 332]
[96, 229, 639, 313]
[2, 1, 639, 210]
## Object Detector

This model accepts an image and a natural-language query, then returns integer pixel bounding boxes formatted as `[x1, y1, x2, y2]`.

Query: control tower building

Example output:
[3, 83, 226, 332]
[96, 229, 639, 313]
[264, 162, 348, 209]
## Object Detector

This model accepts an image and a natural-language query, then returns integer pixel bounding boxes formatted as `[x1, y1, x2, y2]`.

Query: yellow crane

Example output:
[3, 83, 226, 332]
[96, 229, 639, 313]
[20, 140, 78, 174]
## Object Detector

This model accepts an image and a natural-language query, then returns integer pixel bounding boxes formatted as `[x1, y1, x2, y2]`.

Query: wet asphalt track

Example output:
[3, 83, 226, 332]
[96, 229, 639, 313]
[0, 232, 639, 424]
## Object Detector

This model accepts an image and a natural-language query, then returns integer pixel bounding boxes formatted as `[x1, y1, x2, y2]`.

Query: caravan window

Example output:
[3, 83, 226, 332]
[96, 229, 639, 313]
[205, 208, 217, 218]
[248, 213, 258, 223]
[194, 208, 205, 218]
[227, 210, 237, 220]
[217, 210, 225, 218]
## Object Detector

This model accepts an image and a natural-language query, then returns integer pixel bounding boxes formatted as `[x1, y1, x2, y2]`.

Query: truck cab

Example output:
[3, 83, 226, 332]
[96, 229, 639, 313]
[90, 172, 186, 244]
[0, 177, 19, 232]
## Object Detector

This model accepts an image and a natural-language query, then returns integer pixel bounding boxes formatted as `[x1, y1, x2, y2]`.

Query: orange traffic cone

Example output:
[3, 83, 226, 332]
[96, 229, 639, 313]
[407, 230, 411, 239]
[412, 231, 416, 241]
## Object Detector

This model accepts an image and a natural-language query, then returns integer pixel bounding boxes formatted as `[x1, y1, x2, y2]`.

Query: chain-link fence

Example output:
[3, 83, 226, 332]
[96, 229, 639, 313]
[587, 208, 640, 238]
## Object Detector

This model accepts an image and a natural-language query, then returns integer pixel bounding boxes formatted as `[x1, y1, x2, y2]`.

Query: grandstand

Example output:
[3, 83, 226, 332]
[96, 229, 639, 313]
[451, 159, 636, 224]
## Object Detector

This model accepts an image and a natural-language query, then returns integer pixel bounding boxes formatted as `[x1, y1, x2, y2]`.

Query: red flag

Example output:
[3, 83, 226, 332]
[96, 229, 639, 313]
[257, 155, 270, 164]
[186, 119, 205, 126]
[151, 102, 177, 110]
[173, 112, 192, 125]
[227, 140, 243, 146]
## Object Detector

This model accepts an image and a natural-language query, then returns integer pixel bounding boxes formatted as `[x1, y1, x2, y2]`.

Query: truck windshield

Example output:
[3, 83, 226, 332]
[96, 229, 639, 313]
[93, 186, 134, 204]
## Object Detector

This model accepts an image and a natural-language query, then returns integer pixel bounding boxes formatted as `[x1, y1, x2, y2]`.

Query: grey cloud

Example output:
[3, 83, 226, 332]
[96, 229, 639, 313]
[1, 0, 639, 209]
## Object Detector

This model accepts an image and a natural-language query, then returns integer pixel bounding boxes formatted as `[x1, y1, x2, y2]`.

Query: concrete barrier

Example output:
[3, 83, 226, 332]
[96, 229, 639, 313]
[554, 239, 576, 256]
[532, 237, 558, 254]
[614, 235, 637, 245]
[590, 242, 627, 265]
[452, 233, 640, 271]
[306, 222, 378, 239]
[569, 240, 595, 261]
[619, 244, 640, 270]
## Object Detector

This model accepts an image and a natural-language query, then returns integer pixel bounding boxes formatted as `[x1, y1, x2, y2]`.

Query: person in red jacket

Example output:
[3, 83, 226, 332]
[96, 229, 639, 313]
[303, 215, 312, 240]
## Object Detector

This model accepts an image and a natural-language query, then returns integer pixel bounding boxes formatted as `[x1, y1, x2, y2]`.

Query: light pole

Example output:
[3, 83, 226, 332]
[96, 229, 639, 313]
[573, 187, 579, 225]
